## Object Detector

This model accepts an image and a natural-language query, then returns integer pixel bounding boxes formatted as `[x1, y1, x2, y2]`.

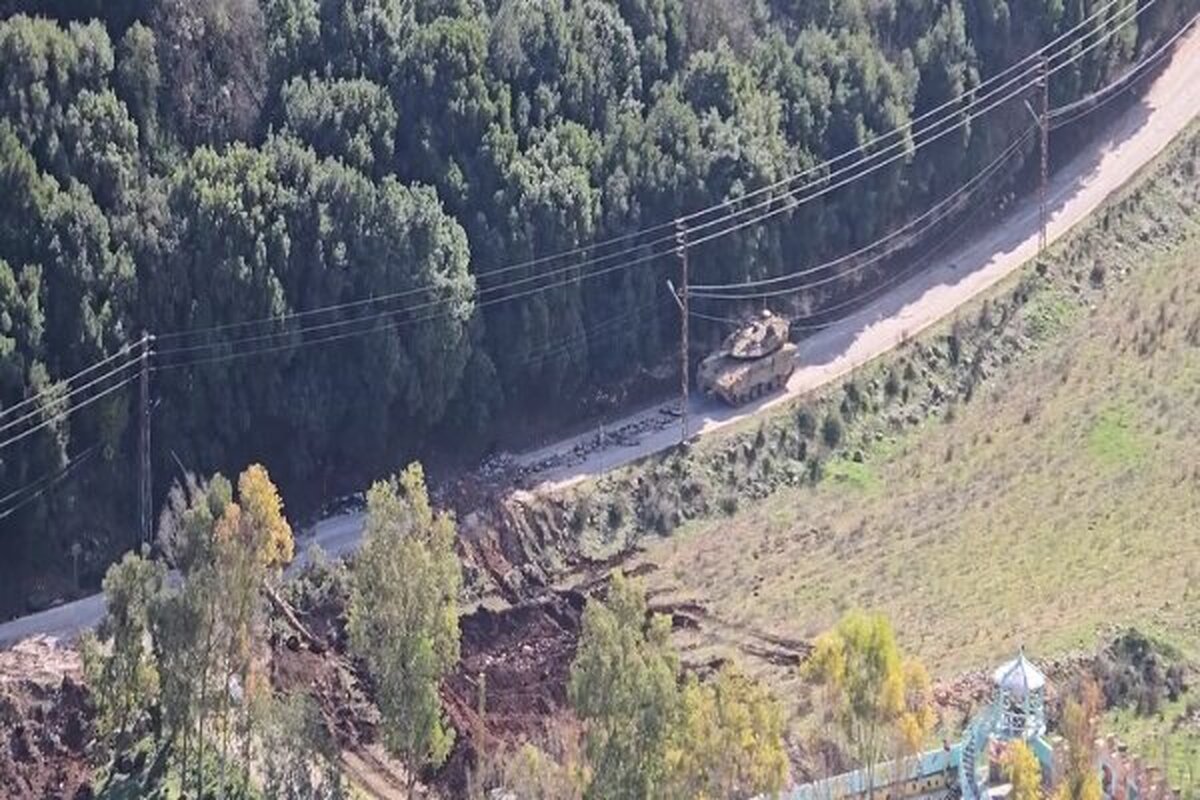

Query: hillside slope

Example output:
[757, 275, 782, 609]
[631, 127, 1200, 682]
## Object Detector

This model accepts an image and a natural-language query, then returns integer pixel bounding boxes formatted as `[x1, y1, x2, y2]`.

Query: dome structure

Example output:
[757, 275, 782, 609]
[992, 650, 1046, 699]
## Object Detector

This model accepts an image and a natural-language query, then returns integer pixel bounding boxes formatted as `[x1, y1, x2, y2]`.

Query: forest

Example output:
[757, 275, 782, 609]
[0, 0, 1190, 613]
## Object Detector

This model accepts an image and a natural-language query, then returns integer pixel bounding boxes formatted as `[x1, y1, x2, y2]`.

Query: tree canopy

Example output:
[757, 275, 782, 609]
[0, 0, 1189, 613]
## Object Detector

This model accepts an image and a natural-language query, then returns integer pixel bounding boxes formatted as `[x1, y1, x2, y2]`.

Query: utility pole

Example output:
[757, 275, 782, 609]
[1038, 54, 1050, 254]
[138, 331, 152, 547]
[675, 219, 689, 445]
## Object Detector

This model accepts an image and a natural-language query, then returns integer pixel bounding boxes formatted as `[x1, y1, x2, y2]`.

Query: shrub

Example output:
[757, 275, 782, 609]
[796, 408, 816, 437]
[821, 414, 843, 448]
[606, 499, 627, 530]
[884, 369, 901, 399]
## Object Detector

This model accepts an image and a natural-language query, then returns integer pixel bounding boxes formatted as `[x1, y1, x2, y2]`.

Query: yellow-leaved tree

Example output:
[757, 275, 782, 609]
[568, 573, 789, 799]
[669, 664, 790, 799]
[228, 462, 294, 569]
[805, 610, 935, 798]
[1005, 740, 1044, 800]
[1053, 682, 1103, 800]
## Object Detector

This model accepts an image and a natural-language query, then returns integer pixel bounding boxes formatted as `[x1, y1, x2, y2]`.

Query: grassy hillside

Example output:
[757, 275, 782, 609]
[640, 228, 1200, 674]
[537, 121, 1200, 778]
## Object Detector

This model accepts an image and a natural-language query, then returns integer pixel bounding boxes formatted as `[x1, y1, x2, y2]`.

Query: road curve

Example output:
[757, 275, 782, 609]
[514, 24, 1200, 493]
[1, 27, 1198, 649]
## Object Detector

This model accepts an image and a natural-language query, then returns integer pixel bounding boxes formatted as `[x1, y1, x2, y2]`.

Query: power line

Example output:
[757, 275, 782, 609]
[1050, 11, 1199, 129]
[0, 355, 142, 438]
[150, 0, 1140, 349]
[154, 69, 1048, 366]
[690, 156, 1005, 330]
[26, 0, 1176, 388]
[690, 129, 1035, 297]
[0, 342, 144, 423]
[0, 445, 99, 521]
[686, 0, 1158, 299]
[152, 13, 1145, 372]
[0, 373, 139, 454]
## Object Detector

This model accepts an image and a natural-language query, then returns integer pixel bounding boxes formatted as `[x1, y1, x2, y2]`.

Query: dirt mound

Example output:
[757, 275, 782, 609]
[0, 637, 94, 799]
[438, 591, 585, 796]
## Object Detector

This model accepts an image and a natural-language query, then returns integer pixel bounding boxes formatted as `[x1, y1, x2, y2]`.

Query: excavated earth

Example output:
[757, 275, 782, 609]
[438, 590, 586, 795]
[0, 637, 93, 800]
[268, 573, 587, 796]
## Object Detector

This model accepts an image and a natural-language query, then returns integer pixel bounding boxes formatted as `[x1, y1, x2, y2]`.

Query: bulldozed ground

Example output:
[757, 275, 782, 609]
[0, 637, 92, 799]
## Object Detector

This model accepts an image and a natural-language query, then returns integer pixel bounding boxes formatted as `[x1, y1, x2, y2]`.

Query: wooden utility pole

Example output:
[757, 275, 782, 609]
[138, 331, 152, 546]
[1038, 54, 1050, 254]
[675, 219, 689, 444]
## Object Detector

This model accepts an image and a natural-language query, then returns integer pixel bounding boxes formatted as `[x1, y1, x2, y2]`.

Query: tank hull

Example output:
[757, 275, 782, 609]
[697, 342, 798, 405]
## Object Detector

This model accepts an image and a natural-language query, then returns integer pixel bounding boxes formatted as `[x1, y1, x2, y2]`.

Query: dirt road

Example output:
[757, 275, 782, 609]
[1, 27, 1197, 649]
[513, 23, 1200, 493]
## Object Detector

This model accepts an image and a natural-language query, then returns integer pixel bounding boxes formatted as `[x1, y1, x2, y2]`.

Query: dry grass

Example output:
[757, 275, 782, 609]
[632, 207, 1200, 691]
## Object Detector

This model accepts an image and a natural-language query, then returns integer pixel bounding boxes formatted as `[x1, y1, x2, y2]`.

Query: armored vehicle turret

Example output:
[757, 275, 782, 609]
[696, 311, 797, 405]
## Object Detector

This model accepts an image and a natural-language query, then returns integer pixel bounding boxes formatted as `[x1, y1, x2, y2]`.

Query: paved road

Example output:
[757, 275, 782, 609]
[0, 511, 366, 647]
[1, 27, 1197, 649]
[514, 24, 1200, 493]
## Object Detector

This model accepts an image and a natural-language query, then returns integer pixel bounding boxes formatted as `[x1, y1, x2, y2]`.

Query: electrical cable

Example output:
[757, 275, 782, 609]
[149, 0, 1140, 348]
[154, 68, 1051, 366]
[690, 129, 1035, 296]
[0, 374, 139, 453]
[0, 342, 144, 423]
[0, 445, 99, 519]
[686, 0, 1160, 300]
[1050, 11, 1199, 129]
[0, 356, 142, 438]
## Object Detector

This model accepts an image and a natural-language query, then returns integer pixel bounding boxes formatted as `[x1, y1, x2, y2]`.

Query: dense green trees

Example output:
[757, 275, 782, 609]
[0, 0, 1189, 613]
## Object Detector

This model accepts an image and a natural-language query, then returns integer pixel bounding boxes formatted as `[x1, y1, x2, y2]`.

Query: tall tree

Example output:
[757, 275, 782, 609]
[668, 664, 789, 799]
[1005, 740, 1045, 800]
[80, 551, 166, 753]
[568, 572, 680, 800]
[347, 463, 462, 784]
[806, 610, 934, 798]
[1054, 681, 1103, 800]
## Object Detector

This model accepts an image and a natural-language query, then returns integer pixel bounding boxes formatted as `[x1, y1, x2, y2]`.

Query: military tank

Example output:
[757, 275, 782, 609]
[696, 311, 798, 405]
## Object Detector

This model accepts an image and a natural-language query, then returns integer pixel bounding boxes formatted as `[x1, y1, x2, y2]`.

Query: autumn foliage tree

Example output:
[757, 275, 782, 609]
[670, 665, 790, 799]
[1005, 740, 1045, 800]
[1054, 681, 1104, 800]
[805, 610, 936, 796]
[85, 462, 294, 795]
